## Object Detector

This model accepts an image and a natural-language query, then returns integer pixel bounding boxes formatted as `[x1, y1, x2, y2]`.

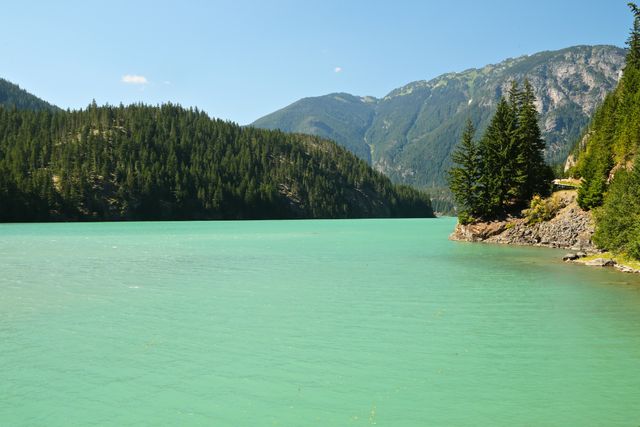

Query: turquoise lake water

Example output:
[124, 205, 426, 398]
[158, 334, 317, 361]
[1, 218, 640, 426]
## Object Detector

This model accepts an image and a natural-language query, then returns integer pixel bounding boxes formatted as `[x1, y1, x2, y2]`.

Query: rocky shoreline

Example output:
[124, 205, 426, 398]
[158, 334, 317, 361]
[450, 191, 597, 252]
[561, 252, 640, 274]
[449, 190, 640, 275]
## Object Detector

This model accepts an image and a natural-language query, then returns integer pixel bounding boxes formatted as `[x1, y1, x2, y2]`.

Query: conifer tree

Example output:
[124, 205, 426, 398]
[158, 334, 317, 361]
[479, 95, 521, 215]
[518, 79, 552, 200]
[577, 141, 612, 210]
[449, 81, 550, 221]
[574, 3, 640, 259]
[593, 159, 640, 258]
[626, 3, 640, 70]
[448, 119, 482, 222]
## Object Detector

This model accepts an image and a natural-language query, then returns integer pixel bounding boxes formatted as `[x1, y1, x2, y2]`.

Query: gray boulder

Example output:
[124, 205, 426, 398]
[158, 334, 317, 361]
[585, 258, 616, 267]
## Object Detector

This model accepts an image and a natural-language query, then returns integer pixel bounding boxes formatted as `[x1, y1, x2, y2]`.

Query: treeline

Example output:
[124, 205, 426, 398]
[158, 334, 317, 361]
[448, 81, 553, 223]
[572, 3, 640, 259]
[0, 102, 433, 221]
[0, 78, 57, 112]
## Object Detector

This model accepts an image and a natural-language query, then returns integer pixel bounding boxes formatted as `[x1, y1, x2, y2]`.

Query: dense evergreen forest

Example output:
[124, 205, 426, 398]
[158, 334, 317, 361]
[0, 103, 433, 221]
[571, 3, 640, 260]
[448, 81, 553, 223]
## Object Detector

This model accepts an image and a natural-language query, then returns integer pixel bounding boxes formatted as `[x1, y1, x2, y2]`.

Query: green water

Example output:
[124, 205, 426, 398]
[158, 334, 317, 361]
[1, 218, 640, 426]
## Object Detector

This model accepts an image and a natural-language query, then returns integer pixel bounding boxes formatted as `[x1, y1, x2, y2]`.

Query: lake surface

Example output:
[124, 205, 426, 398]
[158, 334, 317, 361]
[1, 218, 640, 426]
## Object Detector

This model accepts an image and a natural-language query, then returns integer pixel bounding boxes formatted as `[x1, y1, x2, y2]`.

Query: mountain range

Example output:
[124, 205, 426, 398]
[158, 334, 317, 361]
[252, 45, 626, 192]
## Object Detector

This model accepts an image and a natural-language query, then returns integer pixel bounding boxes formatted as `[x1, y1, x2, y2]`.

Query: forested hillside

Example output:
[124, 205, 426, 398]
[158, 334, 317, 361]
[0, 103, 433, 221]
[571, 4, 640, 260]
[0, 78, 58, 111]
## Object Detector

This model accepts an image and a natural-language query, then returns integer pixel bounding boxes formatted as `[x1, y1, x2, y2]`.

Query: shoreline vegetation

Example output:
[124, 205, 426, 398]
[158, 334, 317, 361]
[449, 189, 640, 275]
[449, 190, 594, 251]
[449, 4, 640, 275]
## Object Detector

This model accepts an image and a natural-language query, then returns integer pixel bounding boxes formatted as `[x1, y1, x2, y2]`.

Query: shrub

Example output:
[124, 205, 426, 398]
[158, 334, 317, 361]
[457, 211, 475, 225]
[525, 194, 559, 224]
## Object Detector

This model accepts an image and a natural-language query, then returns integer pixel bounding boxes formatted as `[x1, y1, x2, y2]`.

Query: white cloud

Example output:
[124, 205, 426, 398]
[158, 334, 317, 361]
[334, 67, 343, 73]
[122, 74, 148, 84]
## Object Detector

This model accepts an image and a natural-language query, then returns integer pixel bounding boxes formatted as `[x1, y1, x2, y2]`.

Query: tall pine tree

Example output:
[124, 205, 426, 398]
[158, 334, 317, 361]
[593, 159, 640, 259]
[577, 3, 640, 210]
[519, 79, 552, 200]
[626, 2, 640, 70]
[449, 81, 550, 221]
[448, 119, 482, 222]
[479, 95, 522, 216]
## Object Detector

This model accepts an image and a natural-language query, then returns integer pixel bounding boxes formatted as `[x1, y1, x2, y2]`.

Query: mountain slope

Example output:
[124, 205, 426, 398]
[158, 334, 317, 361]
[0, 104, 433, 221]
[253, 45, 625, 188]
[0, 78, 58, 111]
[253, 93, 377, 162]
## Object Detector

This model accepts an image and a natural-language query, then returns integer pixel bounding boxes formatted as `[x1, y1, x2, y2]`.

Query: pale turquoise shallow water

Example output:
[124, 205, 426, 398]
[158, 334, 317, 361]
[1, 218, 640, 426]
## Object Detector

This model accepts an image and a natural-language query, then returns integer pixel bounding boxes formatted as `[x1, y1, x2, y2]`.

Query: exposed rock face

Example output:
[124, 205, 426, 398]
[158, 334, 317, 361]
[449, 220, 509, 242]
[450, 191, 597, 252]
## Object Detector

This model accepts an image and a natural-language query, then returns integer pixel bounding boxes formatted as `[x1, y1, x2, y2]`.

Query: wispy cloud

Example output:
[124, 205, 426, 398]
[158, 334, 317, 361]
[121, 74, 148, 84]
[334, 67, 343, 73]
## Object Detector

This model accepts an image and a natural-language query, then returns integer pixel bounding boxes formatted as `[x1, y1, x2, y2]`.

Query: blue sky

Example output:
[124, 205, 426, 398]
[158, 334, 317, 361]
[0, 0, 631, 124]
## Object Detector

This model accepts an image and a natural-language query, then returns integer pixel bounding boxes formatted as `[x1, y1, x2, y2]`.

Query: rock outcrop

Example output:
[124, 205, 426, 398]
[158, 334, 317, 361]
[450, 191, 598, 252]
[449, 190, 640, 275]
[584, 258, 616, 267]
[614, 263, 640, 274]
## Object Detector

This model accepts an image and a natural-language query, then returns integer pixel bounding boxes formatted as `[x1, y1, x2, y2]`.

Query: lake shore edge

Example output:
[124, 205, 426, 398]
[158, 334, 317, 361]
[449, 190, 640, 275]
